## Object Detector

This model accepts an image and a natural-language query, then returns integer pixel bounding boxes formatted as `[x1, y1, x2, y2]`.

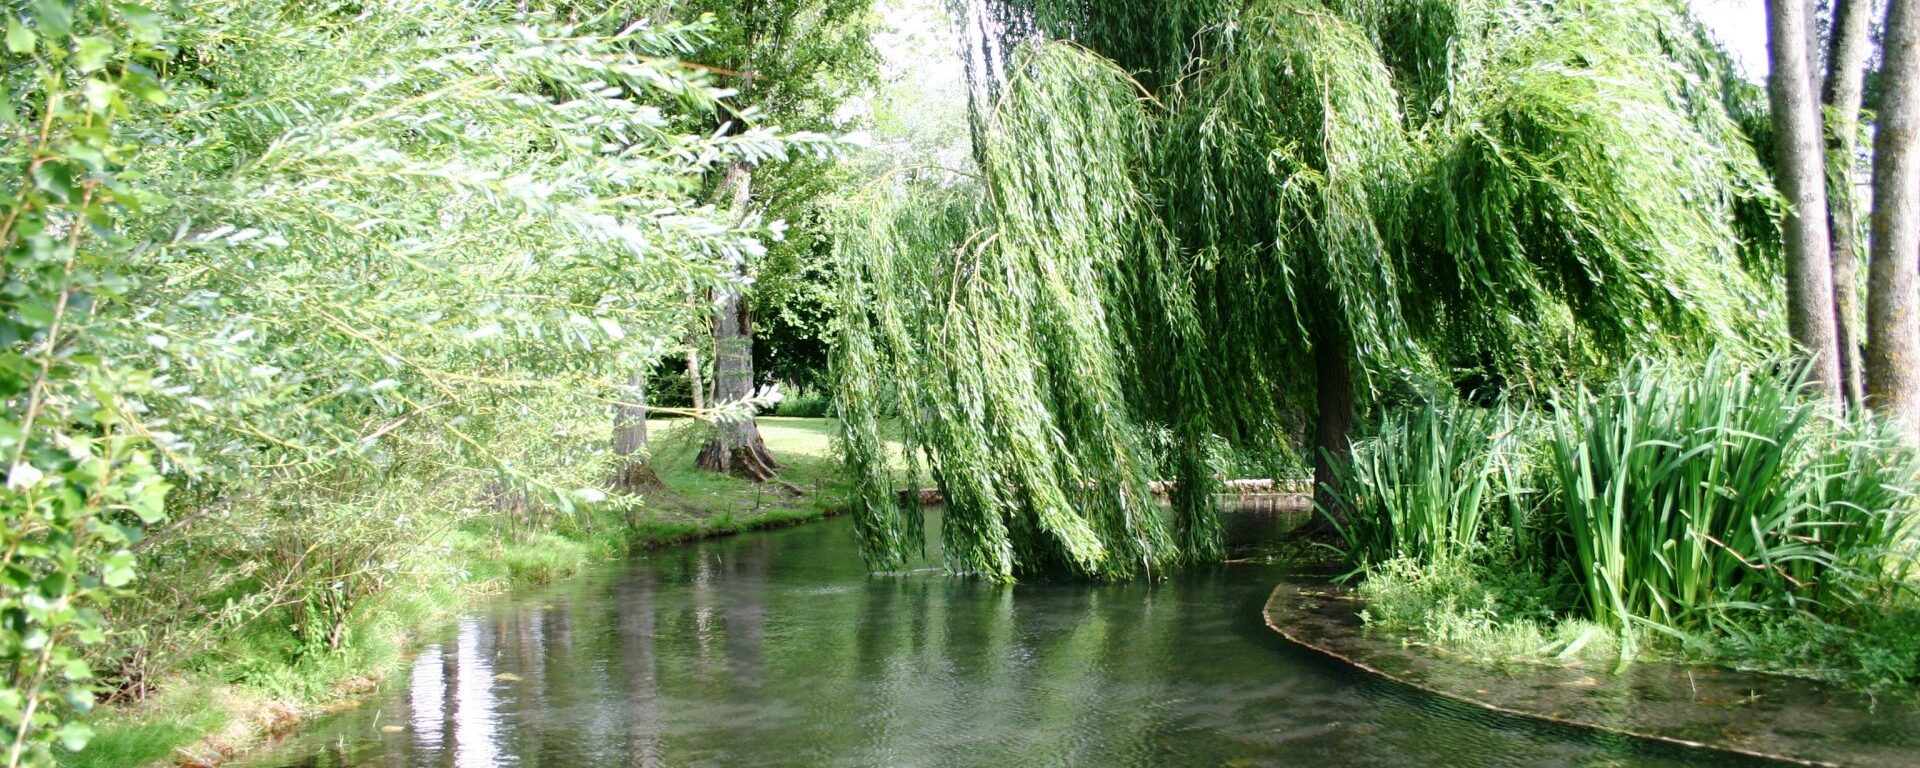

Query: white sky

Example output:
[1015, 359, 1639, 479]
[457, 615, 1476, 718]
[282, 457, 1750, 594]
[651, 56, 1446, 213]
[1690, 0, 1771, 80]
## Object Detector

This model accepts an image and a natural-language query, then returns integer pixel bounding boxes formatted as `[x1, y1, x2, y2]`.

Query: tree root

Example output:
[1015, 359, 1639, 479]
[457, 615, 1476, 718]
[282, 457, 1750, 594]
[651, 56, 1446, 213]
[696, 434, 804, 495]
[610, 461, 666, 494]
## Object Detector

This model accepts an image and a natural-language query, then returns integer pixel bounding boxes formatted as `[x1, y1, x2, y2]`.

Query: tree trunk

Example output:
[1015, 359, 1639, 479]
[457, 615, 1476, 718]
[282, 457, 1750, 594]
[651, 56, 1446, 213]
[697, 282, 781, 480]
[1825, 0, 1875, 407]
[686, 334, 705, 412]
[696, 160, 781, 481]
[1770, 0, 1843, 399]
[1311, 325, 1355, 517]
[611, 370, 664, 493]
[1867, 0, 1920, 438]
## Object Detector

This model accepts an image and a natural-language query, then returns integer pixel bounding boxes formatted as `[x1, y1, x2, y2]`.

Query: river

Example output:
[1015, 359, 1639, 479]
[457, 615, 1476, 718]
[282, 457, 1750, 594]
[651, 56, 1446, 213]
[236, 509, 1760, 767]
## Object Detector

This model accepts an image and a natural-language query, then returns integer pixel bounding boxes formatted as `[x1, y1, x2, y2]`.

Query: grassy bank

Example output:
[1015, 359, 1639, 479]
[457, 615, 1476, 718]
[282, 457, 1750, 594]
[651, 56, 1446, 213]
[65, 417, 860, 768]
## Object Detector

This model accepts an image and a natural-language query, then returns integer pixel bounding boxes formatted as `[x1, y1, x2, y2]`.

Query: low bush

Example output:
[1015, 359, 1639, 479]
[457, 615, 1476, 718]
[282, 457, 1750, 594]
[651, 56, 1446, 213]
[773, 388, 835, 418]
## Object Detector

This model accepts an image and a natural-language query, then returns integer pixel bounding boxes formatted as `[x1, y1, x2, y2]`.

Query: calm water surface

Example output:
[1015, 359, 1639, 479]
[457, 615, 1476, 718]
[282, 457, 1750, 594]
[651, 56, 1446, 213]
[238, 511, 1758, 767]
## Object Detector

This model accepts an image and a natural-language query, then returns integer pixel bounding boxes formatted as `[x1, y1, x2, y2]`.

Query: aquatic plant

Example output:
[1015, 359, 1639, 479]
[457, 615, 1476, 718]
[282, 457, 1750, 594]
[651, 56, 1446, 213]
[1544, 359, 1918, 641]
[1325, 400, 1533, 569]
[1329, 359, 1920, 658]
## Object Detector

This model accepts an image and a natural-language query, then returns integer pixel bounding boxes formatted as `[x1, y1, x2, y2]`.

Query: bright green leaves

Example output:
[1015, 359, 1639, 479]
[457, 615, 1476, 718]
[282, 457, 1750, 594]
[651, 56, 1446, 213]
[0, 4, 170, 765]
[837, 46, 1202, 580]
[72, 36, 111, 72]
[6, 18, 35, 55]
[0, 4, 857, 755]
[114, 4, 161, 45]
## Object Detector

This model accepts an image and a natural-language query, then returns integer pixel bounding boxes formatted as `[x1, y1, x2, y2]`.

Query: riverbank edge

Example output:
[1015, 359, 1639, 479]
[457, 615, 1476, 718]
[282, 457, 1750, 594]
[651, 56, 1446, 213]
[73, 488, 848, 768]
[1260, 581, 1920, 768]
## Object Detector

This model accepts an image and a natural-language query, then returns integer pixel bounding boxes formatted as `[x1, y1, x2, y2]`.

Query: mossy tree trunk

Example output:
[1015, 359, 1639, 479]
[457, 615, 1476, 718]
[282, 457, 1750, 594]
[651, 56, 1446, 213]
[1867, 0, 1920, 437]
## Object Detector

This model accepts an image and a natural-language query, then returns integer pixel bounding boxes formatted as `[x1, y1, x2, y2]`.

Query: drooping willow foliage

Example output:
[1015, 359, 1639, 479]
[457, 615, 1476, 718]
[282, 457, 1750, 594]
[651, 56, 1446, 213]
[836, 0, 1786, 581]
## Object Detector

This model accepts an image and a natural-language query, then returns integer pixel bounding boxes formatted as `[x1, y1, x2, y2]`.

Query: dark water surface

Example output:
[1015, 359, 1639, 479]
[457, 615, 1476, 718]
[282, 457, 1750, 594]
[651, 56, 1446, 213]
[238, 511, 1759, 767]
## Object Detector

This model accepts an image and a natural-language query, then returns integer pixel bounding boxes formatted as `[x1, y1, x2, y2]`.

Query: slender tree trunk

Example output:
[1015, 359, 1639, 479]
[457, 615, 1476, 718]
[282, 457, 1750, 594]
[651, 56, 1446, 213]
[1825, 0, 1874, 407]
[696, 160, 781, 480]
[1867, 0, 1920, 438]
[611, 370, 663, 493]
[685, 321, 705, 411]
[1311, 325, 1355, 516]
[1770, 0, 1844, 399]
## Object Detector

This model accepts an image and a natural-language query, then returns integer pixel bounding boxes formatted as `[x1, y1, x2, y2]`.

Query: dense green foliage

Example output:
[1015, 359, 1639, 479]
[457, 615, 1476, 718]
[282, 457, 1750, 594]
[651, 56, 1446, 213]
[835, 0, 1783, 580]
[1331, 360, 1919, 666]
[1, 4, 171, 763]
[2, 1, 862, 763]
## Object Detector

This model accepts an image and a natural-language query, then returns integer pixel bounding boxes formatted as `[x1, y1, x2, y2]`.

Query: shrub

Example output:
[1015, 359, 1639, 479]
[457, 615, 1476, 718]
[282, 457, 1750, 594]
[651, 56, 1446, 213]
[772, 388, 833, 418]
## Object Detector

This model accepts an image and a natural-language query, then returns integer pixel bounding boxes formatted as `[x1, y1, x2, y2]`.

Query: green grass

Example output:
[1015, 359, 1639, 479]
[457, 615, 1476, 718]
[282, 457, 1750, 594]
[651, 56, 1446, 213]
[66, 417, 870, 768]
[63, 703, 229, 768]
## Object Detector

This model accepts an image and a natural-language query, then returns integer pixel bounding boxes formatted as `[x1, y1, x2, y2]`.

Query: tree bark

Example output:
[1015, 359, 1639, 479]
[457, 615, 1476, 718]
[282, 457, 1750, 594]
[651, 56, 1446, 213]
[695, 160, 782, 481]
[1311, 325, 1355, 517]
[611, 370, 664, 493]
[1867, 0, 1920, 438]
[1770, 0, 1844, 399]
[1825, 0, 1874, 407]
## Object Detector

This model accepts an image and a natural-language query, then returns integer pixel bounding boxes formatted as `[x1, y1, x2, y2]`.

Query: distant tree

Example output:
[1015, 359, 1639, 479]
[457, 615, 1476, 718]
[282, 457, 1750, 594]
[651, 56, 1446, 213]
[661, 0, 877, 481]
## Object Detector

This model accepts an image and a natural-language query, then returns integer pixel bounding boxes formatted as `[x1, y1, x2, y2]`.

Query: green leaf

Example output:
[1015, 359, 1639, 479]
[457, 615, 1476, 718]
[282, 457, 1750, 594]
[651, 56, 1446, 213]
[116, 3, 162, 44]
[119, 64, 166, 105]
[55, 722, 92, 752]
[73, 36, 112, 73]
[129, 478, 165, 524]
[5, 18, 35, 54]
[82, 78, 116, 113]
[30, 0, 70, 38]
[100, 551, 135, 587]
[30, 161, 76, 204]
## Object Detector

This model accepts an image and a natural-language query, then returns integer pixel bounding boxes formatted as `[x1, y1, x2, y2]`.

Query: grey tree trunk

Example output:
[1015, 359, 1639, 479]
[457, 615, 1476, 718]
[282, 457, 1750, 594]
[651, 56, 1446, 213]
[1825, 0, 1875, 407]
[1770, 0, 1843, 399]
[1867, 0, 1920, 437]
[611, 370, 663, 493]
[696, 160, 781, 480]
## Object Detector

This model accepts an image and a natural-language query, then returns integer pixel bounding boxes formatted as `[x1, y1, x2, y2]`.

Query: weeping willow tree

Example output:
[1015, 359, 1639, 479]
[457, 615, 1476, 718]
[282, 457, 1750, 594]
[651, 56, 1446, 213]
[836, 0, 1784, 581]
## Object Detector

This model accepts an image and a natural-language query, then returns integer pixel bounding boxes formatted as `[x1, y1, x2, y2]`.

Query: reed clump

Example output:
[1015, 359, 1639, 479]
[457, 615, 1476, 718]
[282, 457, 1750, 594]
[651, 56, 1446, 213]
[1330, 359, 1920, 685]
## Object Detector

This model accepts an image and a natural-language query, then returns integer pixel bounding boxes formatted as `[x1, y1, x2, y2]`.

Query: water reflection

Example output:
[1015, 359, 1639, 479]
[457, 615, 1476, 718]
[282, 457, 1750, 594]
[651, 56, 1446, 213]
[452, 619, 501, 768]
[242, 509, 1766, 768]
[405, 647, 443, 751]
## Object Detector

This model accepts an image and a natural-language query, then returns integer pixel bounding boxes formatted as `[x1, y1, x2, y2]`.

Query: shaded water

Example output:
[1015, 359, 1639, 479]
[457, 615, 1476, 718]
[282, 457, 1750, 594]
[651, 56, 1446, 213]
[239, 511, 1761, 767]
